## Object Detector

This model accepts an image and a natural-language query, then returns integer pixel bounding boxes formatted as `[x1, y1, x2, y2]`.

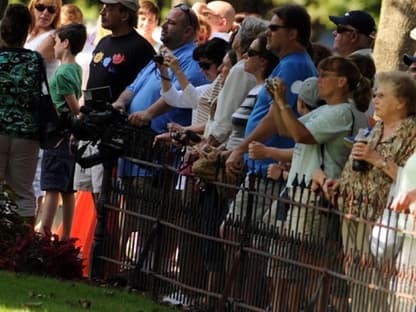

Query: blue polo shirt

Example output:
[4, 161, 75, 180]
[244, 51, 318, 175]
[128, 41, 208, 133]
[122, 41, 208, 177]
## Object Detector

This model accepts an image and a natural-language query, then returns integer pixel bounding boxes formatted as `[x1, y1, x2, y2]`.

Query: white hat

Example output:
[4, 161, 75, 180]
[291, 77, 321, 108]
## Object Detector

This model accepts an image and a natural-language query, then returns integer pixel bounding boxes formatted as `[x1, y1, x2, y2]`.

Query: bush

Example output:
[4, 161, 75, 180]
[0, 185, 84, 279]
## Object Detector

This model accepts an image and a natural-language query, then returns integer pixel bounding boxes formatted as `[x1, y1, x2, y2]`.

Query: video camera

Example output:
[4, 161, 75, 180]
[68, 86, 131, 168]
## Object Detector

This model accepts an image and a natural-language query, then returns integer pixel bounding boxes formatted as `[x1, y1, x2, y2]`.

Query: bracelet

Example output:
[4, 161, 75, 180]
[376, 157, 387, 169]
[279, 104, 291, 111]
[160, 75, 171, 81]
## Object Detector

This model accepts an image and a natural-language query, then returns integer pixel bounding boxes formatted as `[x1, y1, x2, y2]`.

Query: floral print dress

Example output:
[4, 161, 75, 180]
[0, 48, 42, 140]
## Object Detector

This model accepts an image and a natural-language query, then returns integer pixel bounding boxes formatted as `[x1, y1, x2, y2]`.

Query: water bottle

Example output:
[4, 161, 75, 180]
[352, 128, 370, 172]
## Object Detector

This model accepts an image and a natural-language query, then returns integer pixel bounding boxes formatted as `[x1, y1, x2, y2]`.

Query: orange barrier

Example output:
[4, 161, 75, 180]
[56, 191, 96, 277]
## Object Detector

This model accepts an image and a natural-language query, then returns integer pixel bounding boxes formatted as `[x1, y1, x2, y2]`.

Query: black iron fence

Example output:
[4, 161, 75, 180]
[89, 128, 416, 312]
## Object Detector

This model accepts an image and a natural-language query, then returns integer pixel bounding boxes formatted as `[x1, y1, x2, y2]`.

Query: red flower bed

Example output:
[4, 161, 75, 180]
[0, 191, 84, 279]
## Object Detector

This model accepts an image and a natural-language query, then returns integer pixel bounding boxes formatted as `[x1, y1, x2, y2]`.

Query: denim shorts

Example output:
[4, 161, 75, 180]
[40, 139, 75, 193]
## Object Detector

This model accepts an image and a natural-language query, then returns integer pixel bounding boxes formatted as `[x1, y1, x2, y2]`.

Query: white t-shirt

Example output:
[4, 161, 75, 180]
[25, 30, 59, 79]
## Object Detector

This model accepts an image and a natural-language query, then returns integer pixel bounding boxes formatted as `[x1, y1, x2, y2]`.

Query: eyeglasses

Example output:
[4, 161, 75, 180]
[407, 67, 416, 72]
[268, 24, 290, 32]
[174, 3, 198, 30]
[336, 25, 356, 34]
[198, 61, 214, 70]
[247, 49, 261, 58]
[34, 3, 57, 14]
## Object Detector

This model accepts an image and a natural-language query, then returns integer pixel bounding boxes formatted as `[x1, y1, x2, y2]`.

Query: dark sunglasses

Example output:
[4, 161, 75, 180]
[34, 3, 57, 14]
[336, 25, 356, 34]
[268, 24, 290, 32]
[247, 49, 261, 58]
[174, 3, 197, 29]
[198, 61, 213, 70]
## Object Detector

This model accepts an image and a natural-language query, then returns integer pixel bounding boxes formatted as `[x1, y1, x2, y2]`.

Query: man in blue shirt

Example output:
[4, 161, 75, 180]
[224, 5, 317, 310]
[109, 4, 208, 291]
[226, 4, 317, 176]
[112, 5, 208, 133]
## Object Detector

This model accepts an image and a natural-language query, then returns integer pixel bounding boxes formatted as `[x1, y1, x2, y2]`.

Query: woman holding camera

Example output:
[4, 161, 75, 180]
[322, 71, 416, 311]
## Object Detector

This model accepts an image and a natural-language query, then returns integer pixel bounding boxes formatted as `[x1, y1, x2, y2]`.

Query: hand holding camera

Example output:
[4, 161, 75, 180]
[266, 77, 287, 108]
[154, 47, 181, 74]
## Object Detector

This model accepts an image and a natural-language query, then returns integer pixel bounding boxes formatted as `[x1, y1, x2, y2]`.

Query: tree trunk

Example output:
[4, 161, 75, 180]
[373, 0, 416, 71]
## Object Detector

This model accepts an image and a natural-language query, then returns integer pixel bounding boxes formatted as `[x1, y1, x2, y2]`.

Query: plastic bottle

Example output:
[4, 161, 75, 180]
[352, 128, 370, 172]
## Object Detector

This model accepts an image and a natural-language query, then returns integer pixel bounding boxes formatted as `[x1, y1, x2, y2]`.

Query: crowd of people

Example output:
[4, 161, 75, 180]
[1, 0, 416, 311]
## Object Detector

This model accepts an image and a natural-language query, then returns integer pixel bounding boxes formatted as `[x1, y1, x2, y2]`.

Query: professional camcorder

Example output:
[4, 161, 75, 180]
[68, 86, 155, 168]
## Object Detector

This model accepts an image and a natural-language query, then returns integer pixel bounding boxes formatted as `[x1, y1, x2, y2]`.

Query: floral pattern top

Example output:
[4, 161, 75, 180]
[0, 48, 42, 140]
[338, 116, 416, 221]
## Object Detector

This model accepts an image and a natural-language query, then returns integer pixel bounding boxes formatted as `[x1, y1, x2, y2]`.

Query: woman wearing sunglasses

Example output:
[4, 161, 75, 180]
[26, 0, 61, 78]
[25, 0, 61, 224]
[155, 37, 230, 139]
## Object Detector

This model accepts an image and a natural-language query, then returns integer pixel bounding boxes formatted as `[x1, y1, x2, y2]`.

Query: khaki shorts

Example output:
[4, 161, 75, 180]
[266, 188, 330, 278]
[73, 142, 103, 194]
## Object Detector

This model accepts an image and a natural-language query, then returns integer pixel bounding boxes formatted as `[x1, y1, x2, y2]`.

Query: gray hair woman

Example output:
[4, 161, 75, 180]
[325, 71, 416, 312]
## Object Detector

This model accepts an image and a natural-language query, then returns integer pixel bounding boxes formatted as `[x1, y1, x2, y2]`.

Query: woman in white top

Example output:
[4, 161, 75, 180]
[25, 0, 61, 220]
[158, 37, 230, 135]
[25, 0, 61, 78]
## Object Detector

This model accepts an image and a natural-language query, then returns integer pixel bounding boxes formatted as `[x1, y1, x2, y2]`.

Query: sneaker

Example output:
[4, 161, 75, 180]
[162, 291, 192, 307]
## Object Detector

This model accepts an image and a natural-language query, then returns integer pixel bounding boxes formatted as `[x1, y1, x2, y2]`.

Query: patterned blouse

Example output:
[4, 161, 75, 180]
[0, 48, 43, 140]
[338, 116, 416, 221]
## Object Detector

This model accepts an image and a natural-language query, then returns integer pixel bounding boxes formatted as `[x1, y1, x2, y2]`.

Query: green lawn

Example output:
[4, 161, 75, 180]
[0, 271, 177, 312]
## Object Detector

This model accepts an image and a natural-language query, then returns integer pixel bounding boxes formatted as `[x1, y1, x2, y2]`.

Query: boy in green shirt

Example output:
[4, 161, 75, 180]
[38, 23, 87, 240]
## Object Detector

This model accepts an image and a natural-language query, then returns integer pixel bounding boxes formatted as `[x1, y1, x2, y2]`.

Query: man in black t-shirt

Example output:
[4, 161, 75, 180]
[87, 0, 155, 102]
[75, 0, 155, 199]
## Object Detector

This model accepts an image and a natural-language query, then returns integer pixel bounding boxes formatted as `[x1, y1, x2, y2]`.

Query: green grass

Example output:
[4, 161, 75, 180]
[0, 271, 177, 312]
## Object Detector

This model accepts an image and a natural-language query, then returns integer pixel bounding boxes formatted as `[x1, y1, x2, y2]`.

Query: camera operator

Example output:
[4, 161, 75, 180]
[73, 0, 154, 203]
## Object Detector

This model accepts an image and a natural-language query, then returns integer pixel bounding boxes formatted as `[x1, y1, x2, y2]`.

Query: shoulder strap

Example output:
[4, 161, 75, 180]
[350, 105, 355, 136]
[320, 105, 355, 170]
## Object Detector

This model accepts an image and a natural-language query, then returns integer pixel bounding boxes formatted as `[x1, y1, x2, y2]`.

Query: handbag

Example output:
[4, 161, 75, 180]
[370, 208, 404, 265]
[33, 54, 62, 149]
[191, 145, 245, 199]
[370, 169, 405, 265]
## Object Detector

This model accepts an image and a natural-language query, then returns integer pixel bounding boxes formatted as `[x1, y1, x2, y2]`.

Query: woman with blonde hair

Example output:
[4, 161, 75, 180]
[25, 0, 62, 222]
[26, 0, 62, 78]
[60, 3, 83, 25]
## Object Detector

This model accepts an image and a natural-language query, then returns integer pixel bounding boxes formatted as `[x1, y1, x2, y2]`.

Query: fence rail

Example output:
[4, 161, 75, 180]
[88, 129, 416, 312]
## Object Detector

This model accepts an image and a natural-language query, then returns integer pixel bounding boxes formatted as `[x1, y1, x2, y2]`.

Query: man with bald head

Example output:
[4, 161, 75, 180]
[195, 0, 235, 41]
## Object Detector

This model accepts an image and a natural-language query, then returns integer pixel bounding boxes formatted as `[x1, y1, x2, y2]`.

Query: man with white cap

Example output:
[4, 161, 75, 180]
[329, 10, 377, 57]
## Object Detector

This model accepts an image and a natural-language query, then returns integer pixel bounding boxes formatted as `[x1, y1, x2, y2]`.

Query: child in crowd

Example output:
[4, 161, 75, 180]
[37, 23, 87, 240]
